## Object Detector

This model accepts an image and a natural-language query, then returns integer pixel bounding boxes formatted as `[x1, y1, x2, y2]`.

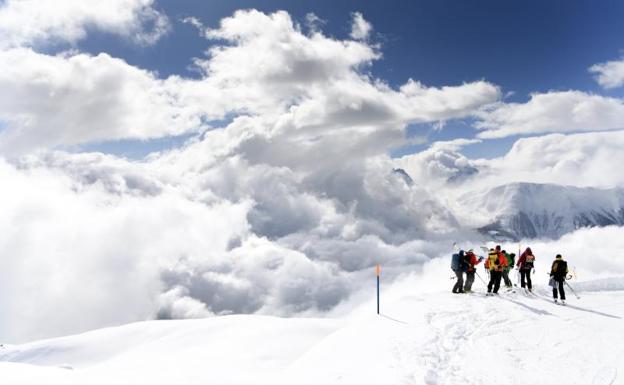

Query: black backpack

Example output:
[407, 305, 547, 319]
[451, 250, 465, 272]
[553, 260, 568, 278]
[460, 253, 471, 272]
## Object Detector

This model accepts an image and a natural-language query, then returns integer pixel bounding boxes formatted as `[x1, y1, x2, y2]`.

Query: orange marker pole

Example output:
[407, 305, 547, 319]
[376, 264, 381, 315]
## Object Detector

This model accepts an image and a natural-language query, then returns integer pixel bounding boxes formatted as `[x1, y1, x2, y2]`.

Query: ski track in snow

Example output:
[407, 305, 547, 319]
[1, 281, 624, 385]
[384, 285, 624, 385]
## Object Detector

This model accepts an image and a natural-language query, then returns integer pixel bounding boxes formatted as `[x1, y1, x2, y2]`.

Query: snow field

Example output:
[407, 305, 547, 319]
[1, 269, 623, 385]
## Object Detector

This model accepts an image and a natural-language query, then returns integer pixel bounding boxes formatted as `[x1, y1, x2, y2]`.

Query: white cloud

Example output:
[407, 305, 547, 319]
[305, 13, 326, 34]
[395, 143, 480, 188]
[400, 130, 624, 221]
[392, 130, 624, 227]
[589, 58, 624, 89]
[0, 156, 251, 342]
[0, 9, 505, 342]
[0, 150, 467, 343]
[181, 16, 205, 33]
[0, 0, 170, 48]
[350, 12, 372, 40]
[0, 10, 500, 156]
[486, 130, 624, 188]
[430, 138, 482, 151]
[0, 48, 203, 155]
[475, 91, 624, 138]
[529, 226, 624, 278]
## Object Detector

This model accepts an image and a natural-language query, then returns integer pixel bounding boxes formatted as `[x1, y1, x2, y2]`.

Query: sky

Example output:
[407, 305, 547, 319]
[64, 0, 624, 159]
[2, 0, 624, 344]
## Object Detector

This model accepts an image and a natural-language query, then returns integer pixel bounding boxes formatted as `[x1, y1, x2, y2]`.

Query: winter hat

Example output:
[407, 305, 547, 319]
[468, 249, 474, 253]
[555, 254, 562, 259]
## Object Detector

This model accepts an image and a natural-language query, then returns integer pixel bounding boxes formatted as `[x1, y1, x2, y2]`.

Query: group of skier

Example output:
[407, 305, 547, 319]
[451, 245, 571, 303]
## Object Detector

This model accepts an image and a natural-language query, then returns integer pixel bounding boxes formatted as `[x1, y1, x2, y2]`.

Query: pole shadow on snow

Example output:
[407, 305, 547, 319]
[532, 293, 621, 319]
[379, 314, 409, 324]
[556, 303, 621, 319]
[498, 296, 556, 317]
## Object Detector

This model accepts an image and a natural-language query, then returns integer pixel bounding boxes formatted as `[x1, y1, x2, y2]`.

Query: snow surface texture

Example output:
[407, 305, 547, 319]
[2, 257, 623, 385]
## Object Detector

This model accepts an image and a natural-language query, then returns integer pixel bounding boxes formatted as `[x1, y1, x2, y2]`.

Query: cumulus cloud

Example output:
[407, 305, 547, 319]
[395, 140, 481, 188]
[195, 10, 499, 131]
[0, 10, 499, 156]
[421, 130, 624, 192]
[590, 58, 624, 89]
[0, 9, 505, 343]
[527, 226, 624, 279]
[484, 130, 624, 188]
[304, 13, 326, 34]
[0, 0, 170, 48]
[350, 12, 372, 40]
[0, 48, 203, 155]
[0, 157, 250, 342]
[474, 91, 624, 138]
[0, 151, 467, 343]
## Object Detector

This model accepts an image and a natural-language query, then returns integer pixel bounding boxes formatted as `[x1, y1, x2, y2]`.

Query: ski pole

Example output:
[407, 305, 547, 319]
[475, 271, 488, 286]
[564, 280, 580, 299]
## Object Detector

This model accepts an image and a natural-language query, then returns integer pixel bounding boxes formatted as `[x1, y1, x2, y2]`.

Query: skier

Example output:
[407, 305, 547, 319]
[550, 254, 568, 304]
[451, 250, 466, 294]
[516, 247, 535, 292]
[485, 245, 508, 295]
[463, 249, 484, 293]
[501, 250, 515, 289]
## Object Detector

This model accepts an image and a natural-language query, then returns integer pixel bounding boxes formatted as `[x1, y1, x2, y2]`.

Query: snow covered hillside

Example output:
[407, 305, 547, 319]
[458, 182, 624, 240]
[2, 261, 623, 385]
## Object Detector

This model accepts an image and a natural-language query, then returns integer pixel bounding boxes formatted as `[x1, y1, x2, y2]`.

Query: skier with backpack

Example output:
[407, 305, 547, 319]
[463, 249, 484, 293]
[516, 247, 536, 292]
[485, 245, 508, 295]
[451, 250, 467, 293]
[550, 254, 569, 304]
[501, 250, 515, 289]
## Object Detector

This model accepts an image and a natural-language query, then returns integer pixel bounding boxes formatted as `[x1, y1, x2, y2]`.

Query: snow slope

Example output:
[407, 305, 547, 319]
[457, 182, 624, 240]
[2, 263, 623, 385]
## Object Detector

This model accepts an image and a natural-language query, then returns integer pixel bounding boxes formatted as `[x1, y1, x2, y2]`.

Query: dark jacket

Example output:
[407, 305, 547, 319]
[550, 259, 568, 281]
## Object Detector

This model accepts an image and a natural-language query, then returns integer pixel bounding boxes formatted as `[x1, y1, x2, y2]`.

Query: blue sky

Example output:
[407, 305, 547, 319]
[34, 1, 624, 158]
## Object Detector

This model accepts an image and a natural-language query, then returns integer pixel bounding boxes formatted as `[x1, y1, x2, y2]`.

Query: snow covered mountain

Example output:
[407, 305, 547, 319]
[458, 182, 624, 240]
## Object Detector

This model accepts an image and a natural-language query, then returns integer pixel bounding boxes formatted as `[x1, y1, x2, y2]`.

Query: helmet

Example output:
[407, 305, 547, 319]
[555, 254, 562, 259]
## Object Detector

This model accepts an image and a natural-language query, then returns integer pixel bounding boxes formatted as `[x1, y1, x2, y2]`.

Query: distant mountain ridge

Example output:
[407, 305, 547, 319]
[459, 182, 624, 240]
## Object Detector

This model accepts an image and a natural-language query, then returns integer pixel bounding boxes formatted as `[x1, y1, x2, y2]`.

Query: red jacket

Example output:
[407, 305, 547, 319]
[516, 248, 535, 270]
[466, 253, 482, 273]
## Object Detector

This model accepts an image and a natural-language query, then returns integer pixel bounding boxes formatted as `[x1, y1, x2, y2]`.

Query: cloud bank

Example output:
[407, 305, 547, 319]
[475, 91, 624, 138]
[0, 9, 501, 343]
[0, 0, 170, 48]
